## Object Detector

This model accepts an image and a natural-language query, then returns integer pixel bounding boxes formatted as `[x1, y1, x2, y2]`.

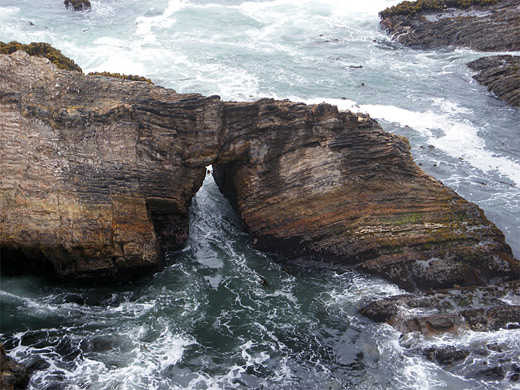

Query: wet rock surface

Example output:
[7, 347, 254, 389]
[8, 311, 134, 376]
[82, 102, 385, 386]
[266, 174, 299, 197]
[359, 280, 520, 334]
[360, 280, 520, 382]
[467, 55, 520, 108]
[64, 0, 91, 11]
[1, 50, 519, 290]
[380, 0, 520, 52]
[0, 342, 29, 390]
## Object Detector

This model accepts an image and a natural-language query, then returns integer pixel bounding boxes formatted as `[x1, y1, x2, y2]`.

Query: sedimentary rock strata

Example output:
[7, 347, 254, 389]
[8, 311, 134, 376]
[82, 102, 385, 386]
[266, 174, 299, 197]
[468, 55, 520, 107]
[0, 50, 220, 281]
[380, 0, 520, 51]
[1, 50, 518, 290]
[213, 99, 518, 291]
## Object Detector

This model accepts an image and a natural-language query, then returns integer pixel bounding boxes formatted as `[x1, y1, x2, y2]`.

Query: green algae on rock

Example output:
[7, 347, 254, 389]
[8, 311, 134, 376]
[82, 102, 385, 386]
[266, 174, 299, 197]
[88, 71, 154, 85]
[0, 41, 82, 72]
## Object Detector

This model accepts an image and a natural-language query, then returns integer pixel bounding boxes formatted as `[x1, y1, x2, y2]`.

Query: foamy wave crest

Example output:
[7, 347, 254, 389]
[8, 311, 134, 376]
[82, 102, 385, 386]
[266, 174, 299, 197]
[361, 103, 520, 186]
[135, 0, 188, 43]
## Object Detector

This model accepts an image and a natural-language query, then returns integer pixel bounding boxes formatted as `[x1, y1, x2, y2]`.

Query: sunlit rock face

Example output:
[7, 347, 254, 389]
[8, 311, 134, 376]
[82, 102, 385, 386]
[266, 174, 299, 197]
[1, 50, 518, 289]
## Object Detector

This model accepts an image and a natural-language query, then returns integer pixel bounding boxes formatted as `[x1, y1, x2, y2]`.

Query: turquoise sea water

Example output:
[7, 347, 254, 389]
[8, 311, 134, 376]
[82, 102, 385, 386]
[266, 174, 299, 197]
[1, 1, 519, 389]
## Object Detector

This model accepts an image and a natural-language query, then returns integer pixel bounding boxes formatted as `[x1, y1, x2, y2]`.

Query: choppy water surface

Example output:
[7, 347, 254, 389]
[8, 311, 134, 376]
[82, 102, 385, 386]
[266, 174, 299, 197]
[1, 1, 519, 389]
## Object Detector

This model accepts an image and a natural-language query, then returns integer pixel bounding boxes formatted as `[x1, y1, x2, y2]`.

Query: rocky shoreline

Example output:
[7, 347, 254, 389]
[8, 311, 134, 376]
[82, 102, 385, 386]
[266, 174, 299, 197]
[380, 0, 520, 108]
[1, 49, 518, 289]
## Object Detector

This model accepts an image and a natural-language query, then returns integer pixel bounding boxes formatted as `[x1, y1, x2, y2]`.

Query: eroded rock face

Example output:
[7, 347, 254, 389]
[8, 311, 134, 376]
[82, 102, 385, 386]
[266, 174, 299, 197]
[468, 55, 520, 108]
[1, 50, 518, 290]
[0, 51, 220, 281]
[380, 0, 520, 52]
[214, 99, 518, 291]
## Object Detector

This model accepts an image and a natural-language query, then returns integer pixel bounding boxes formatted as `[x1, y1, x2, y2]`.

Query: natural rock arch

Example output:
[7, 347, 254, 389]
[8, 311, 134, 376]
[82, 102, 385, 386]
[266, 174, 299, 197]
[1, 51, 518, 291]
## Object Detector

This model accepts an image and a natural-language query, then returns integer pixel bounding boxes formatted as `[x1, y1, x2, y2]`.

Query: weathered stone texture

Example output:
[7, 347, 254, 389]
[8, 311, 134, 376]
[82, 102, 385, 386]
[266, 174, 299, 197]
[0, 342, 29, 390]
[214, 100, 518, 291]
[0, 51, 220, 281]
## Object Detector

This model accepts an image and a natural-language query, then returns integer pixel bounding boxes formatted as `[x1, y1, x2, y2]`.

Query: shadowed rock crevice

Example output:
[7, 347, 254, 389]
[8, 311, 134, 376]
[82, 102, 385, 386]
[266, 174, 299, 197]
[1, 50, 518, 291]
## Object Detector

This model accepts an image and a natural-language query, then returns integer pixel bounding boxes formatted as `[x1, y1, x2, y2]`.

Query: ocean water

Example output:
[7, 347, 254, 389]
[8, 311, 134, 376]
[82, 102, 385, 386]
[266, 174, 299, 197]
[1, 0, 519, 389]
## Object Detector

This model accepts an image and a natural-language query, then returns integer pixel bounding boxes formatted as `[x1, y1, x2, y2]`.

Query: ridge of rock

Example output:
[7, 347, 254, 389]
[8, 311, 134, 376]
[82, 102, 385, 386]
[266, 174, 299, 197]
[1, 50, 518, 291]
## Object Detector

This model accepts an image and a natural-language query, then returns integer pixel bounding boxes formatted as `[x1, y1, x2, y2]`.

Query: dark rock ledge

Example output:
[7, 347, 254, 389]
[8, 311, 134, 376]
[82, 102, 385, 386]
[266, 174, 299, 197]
[379, 0, 520, 107]
[379, 0, 520, 52]
[64, 0, 91, 11]
[468, 55, 520, 107]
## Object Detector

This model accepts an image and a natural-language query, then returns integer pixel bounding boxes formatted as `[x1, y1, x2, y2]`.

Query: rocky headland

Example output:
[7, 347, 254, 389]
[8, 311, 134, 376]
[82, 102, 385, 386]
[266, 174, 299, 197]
[379, 0, 520, 107]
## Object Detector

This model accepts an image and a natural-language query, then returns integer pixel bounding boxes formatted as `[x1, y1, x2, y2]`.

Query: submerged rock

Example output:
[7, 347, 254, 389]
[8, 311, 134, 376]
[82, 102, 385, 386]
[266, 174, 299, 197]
[0, 49, 518, 289]
[64, 0, 91, 11]
[359, 280, 520, 335]
[0, 342, 29, 390]
[467, 55, 520, 108]
[379, 0, 520, 51]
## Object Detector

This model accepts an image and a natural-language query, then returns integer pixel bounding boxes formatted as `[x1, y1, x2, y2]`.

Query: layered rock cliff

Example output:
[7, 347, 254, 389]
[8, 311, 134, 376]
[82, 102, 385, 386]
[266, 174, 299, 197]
[1, 50, 518, 292]
[213, 99, 518, 291]
[0, 50, 220, 281]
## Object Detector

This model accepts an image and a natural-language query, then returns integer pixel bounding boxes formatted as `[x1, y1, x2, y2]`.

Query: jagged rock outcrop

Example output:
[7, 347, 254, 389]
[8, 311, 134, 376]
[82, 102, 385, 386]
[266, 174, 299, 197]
[359, 280, 520, 335]
[0, 342, 29, 390]
[379, 0, 520, 51]
[1, 50, 518, 290]
[468, 55, 520, 107]
[359, 280, 520, 382]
